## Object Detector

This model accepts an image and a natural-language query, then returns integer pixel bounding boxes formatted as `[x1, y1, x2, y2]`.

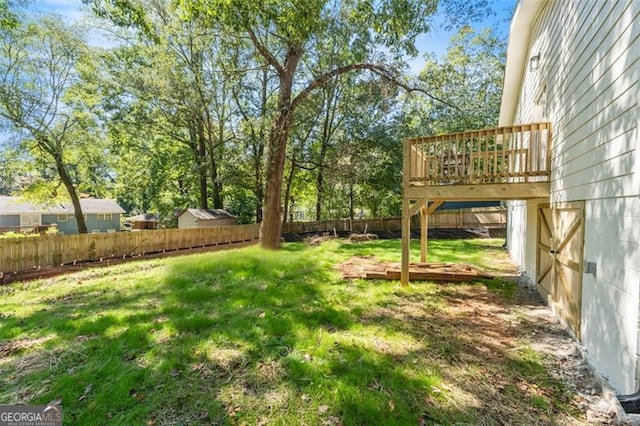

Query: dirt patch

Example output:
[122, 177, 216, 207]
[509, 282, 635, 425]
[281, 227, 503, 242]
[0, 240, 257, 285]
[0, 336, 52, 358]
[462, 279, 631, 424]
[356, 273, 631, 424]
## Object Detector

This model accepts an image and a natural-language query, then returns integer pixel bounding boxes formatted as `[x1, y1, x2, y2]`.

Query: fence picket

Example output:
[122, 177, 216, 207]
[0, 224, 261, 274]
[282, 208, 505, 234]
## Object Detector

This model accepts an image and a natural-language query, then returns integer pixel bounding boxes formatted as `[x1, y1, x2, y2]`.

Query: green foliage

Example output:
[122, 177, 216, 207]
[4, 1, 506, 227]
[417, 26, 506, 134]
[225, 187, 257, 224]
[0, 231, 39, 239]
[0, 0, 22, 30]
[44, 225, 60, 235]
[0, 15, 108, 230]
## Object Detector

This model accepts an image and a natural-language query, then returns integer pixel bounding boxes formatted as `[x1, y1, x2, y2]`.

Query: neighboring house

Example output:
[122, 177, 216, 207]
[500, 0, 639, 394]
[126, 213, 160, 230]
[177, 208, 238, 229]
[0, 196, 126, 234]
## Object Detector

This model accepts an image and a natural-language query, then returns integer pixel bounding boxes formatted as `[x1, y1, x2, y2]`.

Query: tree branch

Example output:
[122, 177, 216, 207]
[247, 28, 285, 78]
[290, 63, 459, 114]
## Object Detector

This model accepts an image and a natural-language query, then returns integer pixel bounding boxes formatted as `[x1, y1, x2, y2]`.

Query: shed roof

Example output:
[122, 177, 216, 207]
[0, 196, 126, 215]
[127, 213, 159, 222]
[178, 208, 236, 220]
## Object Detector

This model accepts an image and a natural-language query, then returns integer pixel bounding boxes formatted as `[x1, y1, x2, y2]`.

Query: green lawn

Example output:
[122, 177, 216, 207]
[0, 239, 582, 425]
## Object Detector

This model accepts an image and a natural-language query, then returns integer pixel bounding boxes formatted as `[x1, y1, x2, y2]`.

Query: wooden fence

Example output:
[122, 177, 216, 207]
[0, 224, 260, 274]
[282, 207, 506, 233]
[1, 209, 505, 275]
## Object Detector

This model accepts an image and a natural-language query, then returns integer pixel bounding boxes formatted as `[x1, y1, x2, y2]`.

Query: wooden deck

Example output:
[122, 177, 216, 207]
[338, 256, 494, 281]
[401, 122, 552, 284]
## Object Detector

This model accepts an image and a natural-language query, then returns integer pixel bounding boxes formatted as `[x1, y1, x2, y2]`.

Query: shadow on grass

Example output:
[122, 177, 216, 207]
[0, 241, 576, 425]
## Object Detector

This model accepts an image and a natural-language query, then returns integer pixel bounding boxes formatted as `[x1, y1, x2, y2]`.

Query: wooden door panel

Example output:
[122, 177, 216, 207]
[556, 257, 582, 333]
[536, 206, 554, 298]
[536, 202, 584, 338]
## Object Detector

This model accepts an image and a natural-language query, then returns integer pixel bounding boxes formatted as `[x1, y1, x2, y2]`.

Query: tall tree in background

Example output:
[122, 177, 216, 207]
[91, 2, 237, 211]
[418, 26, 505, 133]
[181, 0, 450, 249]
[81, 0, 497, 230]
[0, 1, 19, 30]
[0, 17, 94, 233]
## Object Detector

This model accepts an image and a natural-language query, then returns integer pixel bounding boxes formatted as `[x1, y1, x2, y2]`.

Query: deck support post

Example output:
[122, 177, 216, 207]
[420, 204, 428, 263]
[401, 197, 411, 285]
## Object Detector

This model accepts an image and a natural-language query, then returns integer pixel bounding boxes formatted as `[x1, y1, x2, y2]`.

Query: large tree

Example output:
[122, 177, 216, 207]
[91, 2, 238, 211]
[85, 0, 491, 241]
[180, 0, 461, 248]
[0, 16, 95, 233]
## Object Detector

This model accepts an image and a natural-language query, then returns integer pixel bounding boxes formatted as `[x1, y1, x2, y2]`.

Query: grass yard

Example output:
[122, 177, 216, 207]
[1, 239, 586, 424]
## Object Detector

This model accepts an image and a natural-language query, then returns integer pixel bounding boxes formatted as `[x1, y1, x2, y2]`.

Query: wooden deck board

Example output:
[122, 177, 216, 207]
[338, 256, 493, 282]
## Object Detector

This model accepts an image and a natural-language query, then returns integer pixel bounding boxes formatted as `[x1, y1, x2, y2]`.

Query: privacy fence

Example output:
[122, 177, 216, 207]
[282, 207, 506, 233]
[0, 224, 260, 275]
[1, 208, 505, 275]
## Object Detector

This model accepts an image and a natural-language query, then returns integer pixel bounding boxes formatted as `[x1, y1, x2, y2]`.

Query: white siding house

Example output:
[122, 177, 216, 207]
[501, 0, 640, 393]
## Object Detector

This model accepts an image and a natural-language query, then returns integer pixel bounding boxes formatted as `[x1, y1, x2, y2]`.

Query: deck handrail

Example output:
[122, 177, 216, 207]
[405, 122, 552, 186]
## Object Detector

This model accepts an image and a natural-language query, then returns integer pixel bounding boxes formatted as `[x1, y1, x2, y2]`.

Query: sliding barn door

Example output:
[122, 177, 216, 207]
[536, 202, 585, 338]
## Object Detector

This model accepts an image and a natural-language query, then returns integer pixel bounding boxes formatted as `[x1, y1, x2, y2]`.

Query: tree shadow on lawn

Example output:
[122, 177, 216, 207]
[362, 284, 582, 424]
[0, 243, 580, 425]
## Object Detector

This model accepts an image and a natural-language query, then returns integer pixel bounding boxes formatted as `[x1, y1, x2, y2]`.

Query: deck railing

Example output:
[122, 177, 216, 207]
[405, 122, 551, 186]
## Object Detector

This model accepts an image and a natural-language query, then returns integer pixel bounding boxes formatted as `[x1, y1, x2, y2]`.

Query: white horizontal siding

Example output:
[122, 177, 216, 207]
[551, 1, 634, 134]
[582, 197, 640, 393]
[510, 0, 640, 393]
[520, 0, 639, 201]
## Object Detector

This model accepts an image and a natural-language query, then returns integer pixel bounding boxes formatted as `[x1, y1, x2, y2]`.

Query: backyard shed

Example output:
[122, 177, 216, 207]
[126, 213, 160, 230]
[177, 208, 238, 229]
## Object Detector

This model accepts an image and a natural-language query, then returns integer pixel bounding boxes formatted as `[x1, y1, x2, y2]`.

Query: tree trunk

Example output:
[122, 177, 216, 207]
[55, 158, 87, 234]
[189, 124, 209, 209]
[349, 182, 355, 220]
[208, 144, 223, 209]
[203, 106, 224, 210]
[315, 83, 338, 221]
[255, 172, 264, 223]
[282, 152, 296, 226]
[254, 67, 268, 224]
[260, 112, 290, 249]
[259, 47, 302, 249]
[315, 170, 324, 221]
